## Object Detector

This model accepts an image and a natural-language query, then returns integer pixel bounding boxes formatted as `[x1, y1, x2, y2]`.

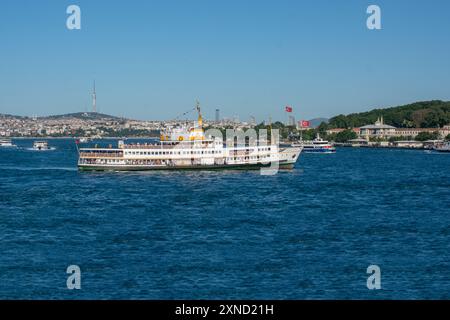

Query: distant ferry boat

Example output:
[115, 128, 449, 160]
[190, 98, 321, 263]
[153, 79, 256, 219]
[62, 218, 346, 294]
[77, 105, 302, 171]
[434, 142, 450, 153]
[78, 137, 92, 143]
[292, 134, 336, 154]
[33, 141, 51, 150]
[0, 138, 16, 147]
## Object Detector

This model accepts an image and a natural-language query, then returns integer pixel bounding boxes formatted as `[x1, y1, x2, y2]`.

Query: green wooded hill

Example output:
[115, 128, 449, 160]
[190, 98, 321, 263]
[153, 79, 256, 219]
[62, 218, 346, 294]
[328, 100, 450, 128]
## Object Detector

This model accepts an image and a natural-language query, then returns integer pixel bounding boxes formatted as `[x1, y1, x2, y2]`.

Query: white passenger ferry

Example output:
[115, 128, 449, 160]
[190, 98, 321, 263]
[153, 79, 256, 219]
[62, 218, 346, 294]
[33, 141, 51, 150]
[292, 134, 336, 154]
[77, 106, 302, 171]
[78, 137, 92, 143]
[434, 142, 450, 153]
[0, 138, 16, 147]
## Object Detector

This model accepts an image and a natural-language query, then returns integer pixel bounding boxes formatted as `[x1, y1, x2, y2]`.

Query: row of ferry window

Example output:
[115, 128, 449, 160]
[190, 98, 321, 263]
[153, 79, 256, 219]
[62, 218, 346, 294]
[99, 156, 271, 163]
[125, 150, 222, 156]
[125, 147, 271, 156]
[231, 147, 271, 151]
[227, 155, 270, 161]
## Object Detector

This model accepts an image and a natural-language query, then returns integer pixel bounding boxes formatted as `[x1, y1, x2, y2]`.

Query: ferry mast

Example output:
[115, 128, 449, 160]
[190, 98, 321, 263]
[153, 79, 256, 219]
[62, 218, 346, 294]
[196, 100, 202, 128]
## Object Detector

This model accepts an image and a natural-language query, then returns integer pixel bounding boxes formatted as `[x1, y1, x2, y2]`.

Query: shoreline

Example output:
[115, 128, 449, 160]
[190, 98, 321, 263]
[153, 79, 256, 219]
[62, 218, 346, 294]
[336, 145, 429, 151]
[6, 136, 160, 139]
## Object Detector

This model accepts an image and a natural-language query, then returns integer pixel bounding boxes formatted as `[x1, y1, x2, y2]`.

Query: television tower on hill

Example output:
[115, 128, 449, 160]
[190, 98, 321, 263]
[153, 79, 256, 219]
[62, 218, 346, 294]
[92, 81, 97, 113]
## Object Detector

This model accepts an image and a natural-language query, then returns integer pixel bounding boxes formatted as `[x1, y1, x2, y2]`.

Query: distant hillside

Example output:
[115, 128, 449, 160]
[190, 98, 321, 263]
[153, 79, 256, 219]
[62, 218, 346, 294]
[0, 112, 123, 120]
[308, 118, 329, 128]
[44, 112, 122, 120]
[328, 100, 450, 128]
[0, 113, 29, 119]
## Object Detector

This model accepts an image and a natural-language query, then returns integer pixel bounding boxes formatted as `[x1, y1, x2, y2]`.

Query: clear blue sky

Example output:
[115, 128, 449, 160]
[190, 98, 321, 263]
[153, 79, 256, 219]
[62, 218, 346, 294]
[0, 0, 449, 122]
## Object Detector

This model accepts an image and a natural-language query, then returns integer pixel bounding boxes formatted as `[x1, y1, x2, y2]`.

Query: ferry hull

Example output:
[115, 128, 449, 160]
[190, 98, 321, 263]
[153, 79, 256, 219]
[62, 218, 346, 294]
[78, 161, 296, 172]
[303, 149, 336, 154]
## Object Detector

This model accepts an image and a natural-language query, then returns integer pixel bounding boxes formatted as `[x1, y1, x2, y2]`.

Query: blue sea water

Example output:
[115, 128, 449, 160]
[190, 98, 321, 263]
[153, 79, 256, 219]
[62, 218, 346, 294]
[0, 139, 449, 299]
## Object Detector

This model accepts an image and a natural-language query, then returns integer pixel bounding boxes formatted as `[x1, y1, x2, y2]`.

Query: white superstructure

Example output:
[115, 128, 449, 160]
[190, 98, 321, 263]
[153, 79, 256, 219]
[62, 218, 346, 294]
[0, 138, 15, 147]
[33, 141, 50, 150]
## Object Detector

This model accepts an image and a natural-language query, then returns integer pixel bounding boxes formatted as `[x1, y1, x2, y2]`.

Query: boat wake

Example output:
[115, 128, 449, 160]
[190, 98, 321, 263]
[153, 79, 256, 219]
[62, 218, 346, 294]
[24, 147, 56, 151]
[424, 150, 450, 155]
[0, 166, 77, 171]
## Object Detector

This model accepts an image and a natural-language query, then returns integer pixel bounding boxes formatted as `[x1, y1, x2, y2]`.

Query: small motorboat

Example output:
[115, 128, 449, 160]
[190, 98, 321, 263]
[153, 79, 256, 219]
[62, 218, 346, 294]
[0, 138, 16, 147]
[33, 141, 51, 151]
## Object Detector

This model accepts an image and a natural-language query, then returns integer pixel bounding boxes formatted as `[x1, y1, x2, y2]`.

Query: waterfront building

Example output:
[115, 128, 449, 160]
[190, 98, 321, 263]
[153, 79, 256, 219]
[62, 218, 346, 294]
[326, 128, 360, 135]
[360, 117, 396, 139]
[394, 128, 440, 138]
[215, 109, 220, 123]
[441, 125, 450, 138]
[326, 128, 345, 135]
[348, 138, 369, 147]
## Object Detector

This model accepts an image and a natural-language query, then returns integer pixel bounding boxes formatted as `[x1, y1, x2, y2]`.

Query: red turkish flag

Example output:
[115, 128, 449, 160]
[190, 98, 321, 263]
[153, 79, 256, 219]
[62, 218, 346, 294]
[285, 106, 293, 112]
[299, 120, 310, 128]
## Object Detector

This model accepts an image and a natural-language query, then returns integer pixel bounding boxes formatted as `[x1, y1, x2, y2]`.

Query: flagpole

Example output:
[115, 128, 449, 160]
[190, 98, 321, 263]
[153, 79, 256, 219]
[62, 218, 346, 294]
[75, 139, 80, 155]
[300, 121, 303, 142]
